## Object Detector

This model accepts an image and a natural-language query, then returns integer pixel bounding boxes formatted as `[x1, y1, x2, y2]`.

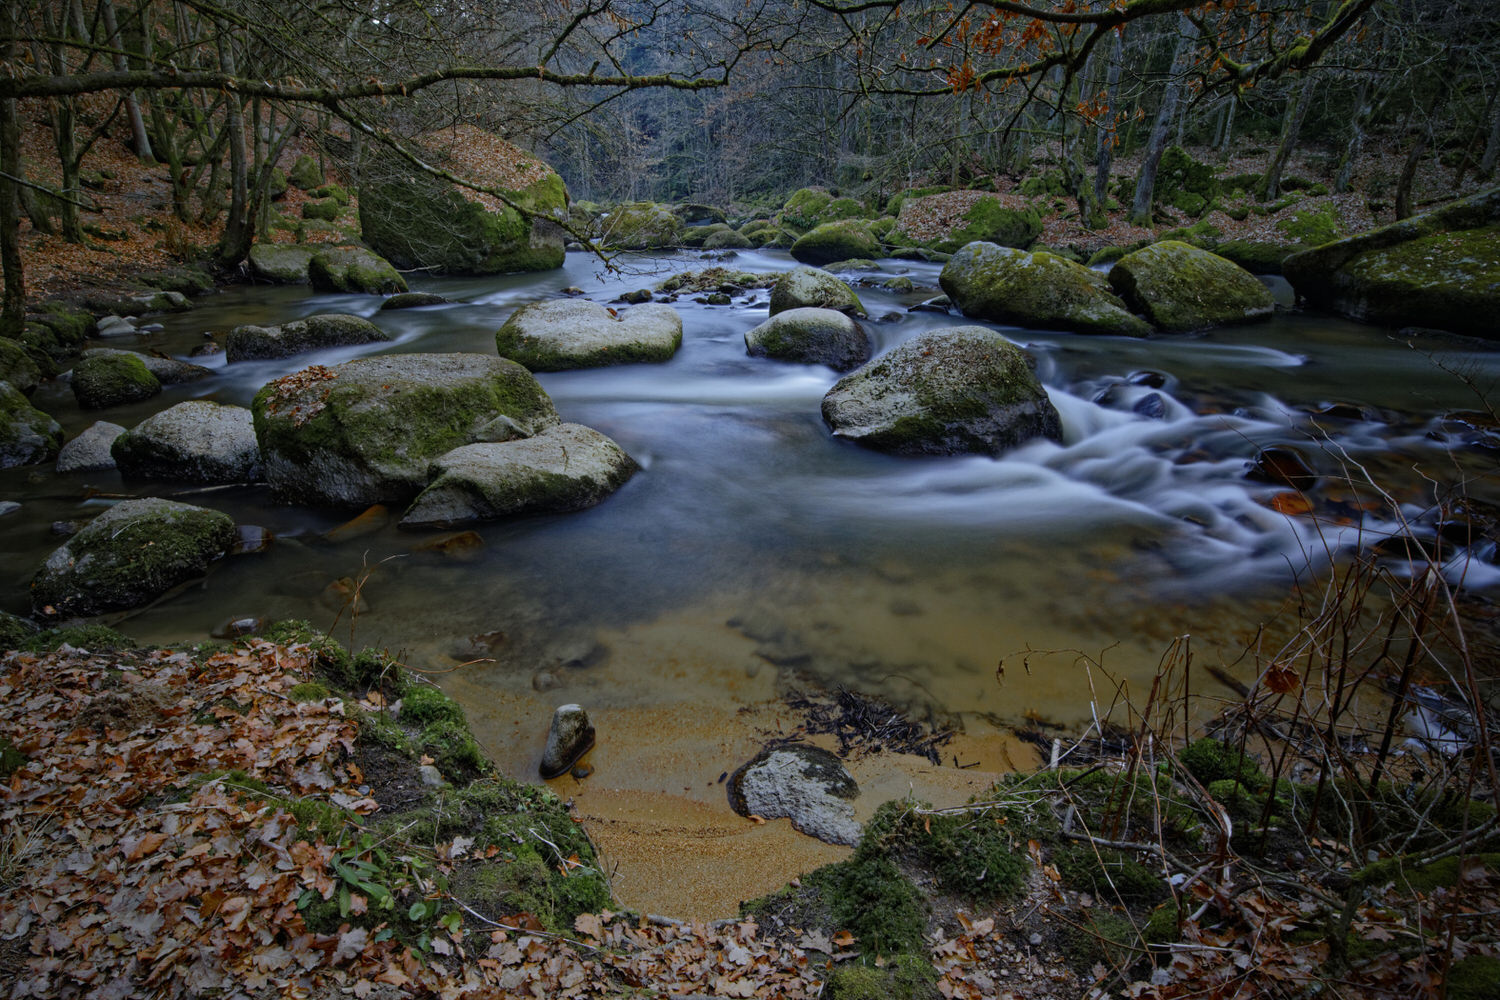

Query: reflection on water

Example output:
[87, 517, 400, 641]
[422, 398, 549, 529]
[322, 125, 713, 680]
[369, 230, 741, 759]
[2, 248, 1498, 731]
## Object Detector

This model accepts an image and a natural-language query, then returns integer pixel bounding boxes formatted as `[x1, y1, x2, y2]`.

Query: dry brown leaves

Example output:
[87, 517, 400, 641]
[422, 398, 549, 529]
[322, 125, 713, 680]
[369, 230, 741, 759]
[420, 124, 554, 213]
[896, 190, 1036, 243]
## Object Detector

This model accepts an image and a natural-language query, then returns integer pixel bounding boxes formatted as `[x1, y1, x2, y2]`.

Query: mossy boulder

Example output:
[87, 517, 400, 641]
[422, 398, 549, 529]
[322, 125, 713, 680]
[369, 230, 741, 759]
[1213, 240, 1296, 275]
[1108, 240, 1275, 333]
[301, 198, 341, 222]
[30, 497, 236, 618]
[0, 380, 63, 468]
[681, 223, 731, 247]
[71, 352, 162, 409]
[703, 228, 754, 250]
[597, 202, 681, 250]
[821, 327, 1063, 456]
[940, 242, 1152, 336]
[0, 338, 42, 395]
[310, 183, 350, 206]
[252, 353, 559, 508]
[1156, 146, 1218, 217]
[896, 192, 1042, 253]
[745, 307, 870, 372]
[769, 266, 865, 317]
[780, 187, 834, 232]
[248, 243, 315, 284]
[399, 423, 637, 528]
[55, 420, 125, 473]
[495, 299, 682, 371]
[308, 247, 408, 295]
[791, 220, 883, 266]
[19, 302, 93, 373]
[81, 348, 210, 385]
[112, 401, 263, 483]
[226, 313, 392, 363]
[287, 154, 323, 190]
[1284, 188, 1500, 337]
[359, 144, 567, 274]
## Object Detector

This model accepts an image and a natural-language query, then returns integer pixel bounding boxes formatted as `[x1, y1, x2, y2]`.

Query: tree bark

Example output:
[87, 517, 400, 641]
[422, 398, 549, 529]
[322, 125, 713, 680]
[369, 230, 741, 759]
[100, 0, 153, 161]
[1, 4, 25, 340]
[1334, 79, 1369, 193]
[1131, 16, 1199, 226]
[1260, 75, 1316, 202]
[1093, 28, 1124, 215]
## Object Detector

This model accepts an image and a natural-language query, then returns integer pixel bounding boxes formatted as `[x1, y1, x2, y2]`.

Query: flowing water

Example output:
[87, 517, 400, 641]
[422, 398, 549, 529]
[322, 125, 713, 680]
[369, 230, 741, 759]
[3, 248, 1497, 914]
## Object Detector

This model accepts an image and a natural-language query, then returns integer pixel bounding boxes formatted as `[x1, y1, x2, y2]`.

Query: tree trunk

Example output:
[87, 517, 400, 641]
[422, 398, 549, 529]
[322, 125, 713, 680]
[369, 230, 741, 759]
[1396, 55, 1457, 220]
[0, 5, 25, 340]
[214, 41, 250, 267]
[1216, 97, 1236, 161]
[1093, 28, 1125, 213]
[1482, 91, 1500, 178]
[1131, 16, 1199, 226]
[1260, 75, 1316, 202]
[100, 0, 153, 161]
[1334, 80, 1369, 193]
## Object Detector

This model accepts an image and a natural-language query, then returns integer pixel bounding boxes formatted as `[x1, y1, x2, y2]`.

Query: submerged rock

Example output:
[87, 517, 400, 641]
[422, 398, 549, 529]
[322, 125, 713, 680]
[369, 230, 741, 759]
[227, 313, 391, 363]
[1108, 240, 1274, 333]
[112, 401, 263, 483]
[769, 266, 865, 317]
[308, 246, 408, 295]
[727, 744, 860, 846]
[401, 423, 637, 527]
[30, 497, 236, 618]
[940, 241, 1152, 337]
[252, 353, 559, 508]
[495, 299, 682, 371]
[1, 381, 64, 468]
[744, 307, 870, 372]
[821, 327, 1063, 456]
[540, 703, 595, 779]
[81, 348, 211, 385]
[380, 292, 450, 310]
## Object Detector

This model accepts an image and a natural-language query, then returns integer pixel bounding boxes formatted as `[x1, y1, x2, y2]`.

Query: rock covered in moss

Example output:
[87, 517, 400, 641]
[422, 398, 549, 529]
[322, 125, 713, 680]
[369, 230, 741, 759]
[895, 191, 1042, 253]
[81, 348, 211, 385]
[1, 380, 63, 468]
[728, 744, 861, 846]
[0, 338, 41, 395]
[71, 351, 162, 409]
[30, 497, 236, 618]
[380, 292, 450, 310]
[821, 327, 1062, 456]
[1108, 240, 1274, 333]
[745, 307, 870, 372]
[252, 353, 559, 508]
[287, 154, 323, 190]
[769, 266, 865, 317]
[112, 401, 263, 483]
[1284, 188, 1500, 337]
[790, 220, 882, 266]
[703, 229, 753, 250]
[308, 247, 407, 295]
[56, 420, 125, 472]
[597, 202, 681, 250]
[226, 314, 392, 363]
[940, 242, 1152, 337]
[495, 299, 682, 371]
[400, 423, 637, 528]
[248, 243, 315, 284]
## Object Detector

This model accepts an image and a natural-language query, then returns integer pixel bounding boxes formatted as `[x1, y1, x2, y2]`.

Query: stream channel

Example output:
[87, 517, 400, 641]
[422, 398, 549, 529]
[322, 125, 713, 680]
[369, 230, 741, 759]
[4, 248, 1498, 917]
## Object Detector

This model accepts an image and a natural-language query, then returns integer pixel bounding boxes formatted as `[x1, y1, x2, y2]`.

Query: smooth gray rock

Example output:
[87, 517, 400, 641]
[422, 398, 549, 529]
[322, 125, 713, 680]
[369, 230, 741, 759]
[226, 313, 391, 363]
[727, 744, 860, 845]
[112, 401, 263, 483]
[768, 266, 865, 317]
[496, 299, 682, 371]
[30, 497, 236, 618]
[252, 353, 560, 508]
[247, 243, 315, 284]
[822, 327, 1063, 456]
[1, 381, 63, 468]
[744, 307, 870, 372]
[540, 703, 595, 778]
[940, 241, 1152, 336]
[401, 423, 636, 528]
[56, 420, 126, 472]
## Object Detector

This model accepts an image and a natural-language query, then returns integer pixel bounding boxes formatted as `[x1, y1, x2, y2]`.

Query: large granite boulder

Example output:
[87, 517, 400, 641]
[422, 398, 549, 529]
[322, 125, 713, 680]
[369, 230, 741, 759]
[401, 423, 637, 528]
[30, 498, 236, 618]
[822, 327, 1063, 456]
[790, 220, 882, 266]
[597, 202, 681, 250]
[56, 420, 125, 473]
[308, 247, 408, 295]
[768, 266, 865, 317]
[1108, 241, 1274, 333]
[495, 299, 682, 371]
[728, 744, 860, 846]
[71, 352, 161, 409]
[0, 381, 63, 468]
[1283, 188, 1500, 337]
[247, 243, 315, 284]
[0, 338, 41, 395]
[940, 242, 1152, 336]
[745, 308, 870, 372]
[226, 314, 391, 363]
[81, 348, 211, 385]
[359, 129, 568, 275]
[112, 401, 263, 483]
[779, 188, 866, 234]
[252, 353, 559, 508]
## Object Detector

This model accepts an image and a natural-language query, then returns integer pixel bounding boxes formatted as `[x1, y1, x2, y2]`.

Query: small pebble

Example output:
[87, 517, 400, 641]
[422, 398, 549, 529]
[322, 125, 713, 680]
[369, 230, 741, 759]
[419, 764, 445, 787]
[571, 763, 593, 779]
[532, 670, 560, 692]
[1029, 932, 1043, 946]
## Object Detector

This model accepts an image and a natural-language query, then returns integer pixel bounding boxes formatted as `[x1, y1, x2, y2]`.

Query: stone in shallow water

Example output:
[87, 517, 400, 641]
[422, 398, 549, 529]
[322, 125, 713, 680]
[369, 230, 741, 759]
[540, 703, 595, 779]
[727, 744, 860, 846]
[56, 420, 125, 473]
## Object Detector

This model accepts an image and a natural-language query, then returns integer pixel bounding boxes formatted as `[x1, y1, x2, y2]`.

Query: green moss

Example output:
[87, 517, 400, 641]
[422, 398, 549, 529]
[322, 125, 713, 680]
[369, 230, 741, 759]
[782, 188, 834, 231]
[310, 183, 350, 206]
[824, 958, 940, 1000]
[1141, 901, 1179, 946]
[1178, 738, 1267, 790]
[811, 854, 928, 957]
[1449, 955, 1500, 1000]
[1055, 843, 1165, 903]
[420, 719, 487, 783]
[20, 624, 137, 653]
[301, 198, 341, 221]
[1276, 203, 1344, 246]
[402, 685, 465, 727]
[1372, 853, 1500, 894]
[71, 352, 161, 409]
[791, 220, 882, 265]
[288, 681, 330, 703]
[1059, 909, 1139, 971]
[0, 610, 40, 650]
[1087, 245, 1135, 266]
[1213, 239, 1292, 274]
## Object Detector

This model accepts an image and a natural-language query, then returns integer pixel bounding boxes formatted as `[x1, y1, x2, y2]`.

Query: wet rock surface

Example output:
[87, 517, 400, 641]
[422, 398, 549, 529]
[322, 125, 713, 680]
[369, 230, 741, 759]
[727, 744, 861, 846]
[540, 703, 596, 779]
